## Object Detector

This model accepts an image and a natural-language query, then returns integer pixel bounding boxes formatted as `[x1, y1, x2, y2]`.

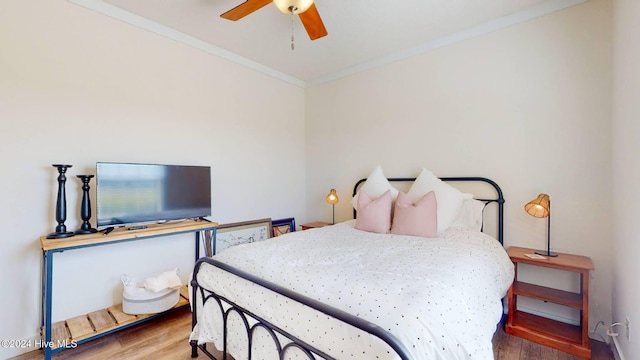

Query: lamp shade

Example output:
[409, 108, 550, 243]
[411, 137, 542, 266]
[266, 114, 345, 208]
[525, 193, 550, 218]
[326, 189, 339, 205]
[273, 0, 314, 14]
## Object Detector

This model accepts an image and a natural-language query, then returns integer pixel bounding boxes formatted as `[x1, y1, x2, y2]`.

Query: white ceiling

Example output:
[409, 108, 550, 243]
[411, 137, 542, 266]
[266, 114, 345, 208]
[70, 0, 585, 87]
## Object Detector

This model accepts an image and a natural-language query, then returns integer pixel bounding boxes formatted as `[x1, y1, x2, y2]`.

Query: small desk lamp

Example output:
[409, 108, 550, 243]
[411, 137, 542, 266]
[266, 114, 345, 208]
[326, 189, 339, 224]
[525, 193, 557, 257]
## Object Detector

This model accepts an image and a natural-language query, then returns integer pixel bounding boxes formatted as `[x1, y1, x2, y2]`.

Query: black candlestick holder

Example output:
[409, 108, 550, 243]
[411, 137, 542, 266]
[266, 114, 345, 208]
[47, 164, 75, 239]
[75, 175, 97, 234]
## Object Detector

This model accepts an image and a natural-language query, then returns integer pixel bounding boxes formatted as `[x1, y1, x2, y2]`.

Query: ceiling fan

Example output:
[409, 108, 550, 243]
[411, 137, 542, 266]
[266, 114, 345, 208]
[221, 0, 328, 41]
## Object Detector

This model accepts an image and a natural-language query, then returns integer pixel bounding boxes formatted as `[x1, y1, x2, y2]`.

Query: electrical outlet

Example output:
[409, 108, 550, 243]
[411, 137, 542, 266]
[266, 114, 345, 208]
[626, 317, 631, 341]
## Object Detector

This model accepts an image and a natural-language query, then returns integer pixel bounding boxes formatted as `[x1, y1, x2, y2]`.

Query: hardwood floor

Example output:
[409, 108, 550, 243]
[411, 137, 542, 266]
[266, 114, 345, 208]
[11, 308, 613, 360]
[492, 320, 614, 360]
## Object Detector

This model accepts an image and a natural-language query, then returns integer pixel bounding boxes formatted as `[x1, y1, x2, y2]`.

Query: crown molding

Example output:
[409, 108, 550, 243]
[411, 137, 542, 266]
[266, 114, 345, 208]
[68, 0, 306, 88]
[69, 0, 587, 89]
[306, 0, 587, 87]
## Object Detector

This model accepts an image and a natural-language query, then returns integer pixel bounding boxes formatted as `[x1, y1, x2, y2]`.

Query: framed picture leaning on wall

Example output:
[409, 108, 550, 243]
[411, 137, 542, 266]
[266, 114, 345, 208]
[214, 218, 272, 255]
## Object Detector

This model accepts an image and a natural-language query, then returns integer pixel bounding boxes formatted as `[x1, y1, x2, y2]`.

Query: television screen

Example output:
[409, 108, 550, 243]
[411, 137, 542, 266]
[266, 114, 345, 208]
[96, 162, 211, 227]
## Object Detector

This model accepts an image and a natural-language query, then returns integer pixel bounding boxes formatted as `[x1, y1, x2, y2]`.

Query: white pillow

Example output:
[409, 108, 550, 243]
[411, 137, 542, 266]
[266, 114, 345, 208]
[450, 198, 485, 232]
[351, 165, 399, 209]
[406, 168, 465, 233]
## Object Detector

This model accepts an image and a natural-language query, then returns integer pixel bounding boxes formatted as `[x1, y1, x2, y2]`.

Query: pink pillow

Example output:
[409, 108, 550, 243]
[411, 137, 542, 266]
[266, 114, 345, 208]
[390, 191, 438, 238]
[355, 190, 392, 234]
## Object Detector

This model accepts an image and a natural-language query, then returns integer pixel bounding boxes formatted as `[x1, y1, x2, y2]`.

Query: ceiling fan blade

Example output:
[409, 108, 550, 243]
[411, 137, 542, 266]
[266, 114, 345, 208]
[299, 3, 327, 40]
[221, 0, 272, 21]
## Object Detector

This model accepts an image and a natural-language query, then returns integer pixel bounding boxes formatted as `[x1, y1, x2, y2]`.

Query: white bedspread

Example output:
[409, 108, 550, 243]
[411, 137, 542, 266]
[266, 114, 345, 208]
[191, 220, 514, 360]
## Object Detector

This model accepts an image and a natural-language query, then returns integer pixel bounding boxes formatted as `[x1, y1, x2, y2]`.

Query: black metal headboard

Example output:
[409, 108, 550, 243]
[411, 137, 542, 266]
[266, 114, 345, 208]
[352, 177, 505, 245]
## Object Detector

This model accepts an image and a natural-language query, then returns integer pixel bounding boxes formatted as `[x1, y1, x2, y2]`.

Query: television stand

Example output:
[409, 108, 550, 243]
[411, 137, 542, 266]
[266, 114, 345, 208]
[40, 219, 218, 360]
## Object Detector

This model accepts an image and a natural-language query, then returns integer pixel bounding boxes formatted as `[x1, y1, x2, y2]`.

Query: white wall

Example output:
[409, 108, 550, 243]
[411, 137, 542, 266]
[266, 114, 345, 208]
[306, 0, 612, 336]
[0, 1, 305, 358]
[612, 0, 640, 358]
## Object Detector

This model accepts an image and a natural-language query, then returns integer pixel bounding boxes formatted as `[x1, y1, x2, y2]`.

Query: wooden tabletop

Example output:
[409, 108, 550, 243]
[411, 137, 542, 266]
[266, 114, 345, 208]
[41, 219, 218, 251]
[507, 246, 594, 272]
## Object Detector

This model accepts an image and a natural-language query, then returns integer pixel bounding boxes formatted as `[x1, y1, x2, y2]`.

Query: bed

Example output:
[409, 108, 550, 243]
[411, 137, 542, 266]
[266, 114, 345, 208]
[190, 173, 514, 360]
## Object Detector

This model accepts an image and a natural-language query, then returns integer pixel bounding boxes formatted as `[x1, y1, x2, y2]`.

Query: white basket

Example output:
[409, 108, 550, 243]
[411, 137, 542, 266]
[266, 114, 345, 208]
[121, 275, 180, 315]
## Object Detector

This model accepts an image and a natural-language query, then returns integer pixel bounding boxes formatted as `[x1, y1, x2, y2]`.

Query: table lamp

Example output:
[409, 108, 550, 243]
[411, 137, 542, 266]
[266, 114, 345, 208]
[525, 193, 557, 257]
[326, 189, 339, 224]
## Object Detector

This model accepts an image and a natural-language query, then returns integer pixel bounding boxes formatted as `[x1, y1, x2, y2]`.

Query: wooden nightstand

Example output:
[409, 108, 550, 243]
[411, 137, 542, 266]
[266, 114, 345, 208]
[300, 221, 330, 230]
[505, 246, 594, 359]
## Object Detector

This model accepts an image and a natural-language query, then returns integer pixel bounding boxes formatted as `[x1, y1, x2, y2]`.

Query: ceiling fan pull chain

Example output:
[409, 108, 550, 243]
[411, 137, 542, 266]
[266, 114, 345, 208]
[290, 9, 295, 50]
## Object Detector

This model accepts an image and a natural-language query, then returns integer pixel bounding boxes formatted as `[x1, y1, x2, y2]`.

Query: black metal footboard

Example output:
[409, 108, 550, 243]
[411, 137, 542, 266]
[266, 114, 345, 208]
[190, 257, 412, 360]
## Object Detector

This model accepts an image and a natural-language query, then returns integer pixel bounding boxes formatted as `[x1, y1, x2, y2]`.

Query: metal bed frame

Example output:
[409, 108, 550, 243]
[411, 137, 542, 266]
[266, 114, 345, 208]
[190, 177, 505, 359]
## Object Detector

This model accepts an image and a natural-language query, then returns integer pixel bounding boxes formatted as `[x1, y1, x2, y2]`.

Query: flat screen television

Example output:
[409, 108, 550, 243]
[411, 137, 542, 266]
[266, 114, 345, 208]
[96, 162, 211, 227]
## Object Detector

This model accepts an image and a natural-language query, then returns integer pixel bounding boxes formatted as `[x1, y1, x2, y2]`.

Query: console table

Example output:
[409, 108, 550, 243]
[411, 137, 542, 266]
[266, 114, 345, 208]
[40, 219, 217, 360]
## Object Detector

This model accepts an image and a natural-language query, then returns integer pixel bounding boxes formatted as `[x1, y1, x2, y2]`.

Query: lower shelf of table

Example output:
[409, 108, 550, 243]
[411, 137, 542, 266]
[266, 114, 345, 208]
[506, 310, 591, 358]
[43, 285, 190, 350]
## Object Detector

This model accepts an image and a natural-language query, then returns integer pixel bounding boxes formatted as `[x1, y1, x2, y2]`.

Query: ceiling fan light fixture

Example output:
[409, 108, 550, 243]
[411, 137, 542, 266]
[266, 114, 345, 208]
[273, 0, 313, 14]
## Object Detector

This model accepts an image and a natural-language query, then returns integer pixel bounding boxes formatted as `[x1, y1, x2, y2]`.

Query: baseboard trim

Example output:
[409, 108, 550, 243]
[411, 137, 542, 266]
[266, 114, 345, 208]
[610, 334, 626, 360]
[505, 305, 579, 325]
